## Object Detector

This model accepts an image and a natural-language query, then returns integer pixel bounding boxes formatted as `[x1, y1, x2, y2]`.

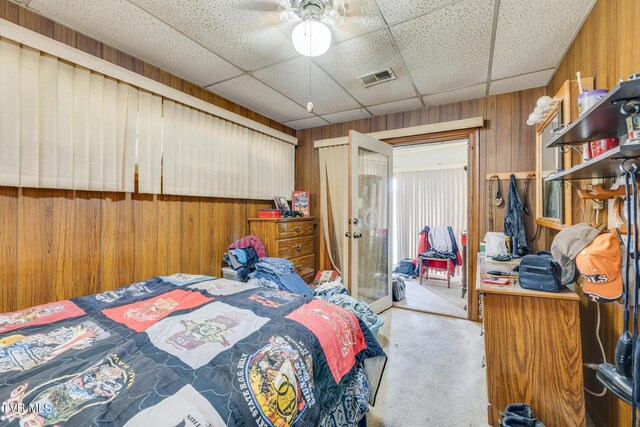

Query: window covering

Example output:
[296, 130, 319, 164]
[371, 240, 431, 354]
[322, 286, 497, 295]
[0, 35, 295, 198]
[0, 37, 138, 191]
[392, 167, 468, 264]
[162, 99, 294, 199]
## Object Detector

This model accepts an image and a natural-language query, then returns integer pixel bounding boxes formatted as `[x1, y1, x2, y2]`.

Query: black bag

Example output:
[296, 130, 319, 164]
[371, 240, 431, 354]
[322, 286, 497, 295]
[392, 277, 406, 301]
[518, 251, 563, 292]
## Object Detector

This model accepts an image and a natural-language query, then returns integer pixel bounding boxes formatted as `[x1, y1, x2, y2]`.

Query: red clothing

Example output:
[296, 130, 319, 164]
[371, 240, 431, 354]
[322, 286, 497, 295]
[227, 235, 267, 258]
[417, 230, 461, 276]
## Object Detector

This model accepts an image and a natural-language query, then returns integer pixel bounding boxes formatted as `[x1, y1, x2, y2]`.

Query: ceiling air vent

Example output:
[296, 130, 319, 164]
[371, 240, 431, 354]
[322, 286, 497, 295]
[357, 68, 397, 88]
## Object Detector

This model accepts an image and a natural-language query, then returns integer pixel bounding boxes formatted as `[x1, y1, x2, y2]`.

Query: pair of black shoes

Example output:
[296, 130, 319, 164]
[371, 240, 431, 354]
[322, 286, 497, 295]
[500, 404, 545, 427]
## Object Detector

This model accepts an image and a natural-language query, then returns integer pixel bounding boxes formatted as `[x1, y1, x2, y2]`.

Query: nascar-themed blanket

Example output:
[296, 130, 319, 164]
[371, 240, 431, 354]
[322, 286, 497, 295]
[0, 274, 386, 426]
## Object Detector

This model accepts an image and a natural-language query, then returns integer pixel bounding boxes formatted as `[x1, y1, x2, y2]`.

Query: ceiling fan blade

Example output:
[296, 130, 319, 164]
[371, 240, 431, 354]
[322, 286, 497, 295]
[332, 0, 379, 18]
[239, 0, 292, 13]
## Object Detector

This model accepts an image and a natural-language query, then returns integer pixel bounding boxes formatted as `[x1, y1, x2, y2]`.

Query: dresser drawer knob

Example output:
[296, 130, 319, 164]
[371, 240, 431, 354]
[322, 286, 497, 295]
[294, 226, 301, 232]
[295, 264, 303, 271]
[294, 244, 302, 251]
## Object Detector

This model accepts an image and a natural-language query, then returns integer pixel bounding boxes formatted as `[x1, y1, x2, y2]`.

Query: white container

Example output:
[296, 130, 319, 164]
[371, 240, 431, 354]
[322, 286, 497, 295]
[577, 89, 607, 115]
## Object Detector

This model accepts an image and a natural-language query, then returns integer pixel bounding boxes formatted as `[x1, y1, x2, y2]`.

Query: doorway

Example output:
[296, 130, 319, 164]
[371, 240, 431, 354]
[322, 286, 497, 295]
[390, 139, 470, 318]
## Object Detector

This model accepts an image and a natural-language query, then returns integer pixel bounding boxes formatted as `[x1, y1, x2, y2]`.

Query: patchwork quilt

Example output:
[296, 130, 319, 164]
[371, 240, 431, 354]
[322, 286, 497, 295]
[0, 274, 386, 427]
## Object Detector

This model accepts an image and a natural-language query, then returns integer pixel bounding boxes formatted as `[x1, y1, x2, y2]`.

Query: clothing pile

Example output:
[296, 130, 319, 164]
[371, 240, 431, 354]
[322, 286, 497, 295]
[313, 280, 384, 335]
[418, 225, 462, 276]
[248, 257, 314, 297]
[393, 258, 417, 278]
[223, 235, 266, 281]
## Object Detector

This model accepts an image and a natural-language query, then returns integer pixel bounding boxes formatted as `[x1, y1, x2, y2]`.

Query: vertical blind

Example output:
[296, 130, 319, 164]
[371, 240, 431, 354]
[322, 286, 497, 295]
[162, 99, 294, 199]
[0, 37, 295, 198]
[392, 167, 468, 264]
[0, 38, 138, 191]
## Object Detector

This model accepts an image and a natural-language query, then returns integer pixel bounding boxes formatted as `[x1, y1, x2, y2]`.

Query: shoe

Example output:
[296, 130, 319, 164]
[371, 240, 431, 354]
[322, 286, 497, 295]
[500, 415, 545, 427]
[501, 403, 533, 419]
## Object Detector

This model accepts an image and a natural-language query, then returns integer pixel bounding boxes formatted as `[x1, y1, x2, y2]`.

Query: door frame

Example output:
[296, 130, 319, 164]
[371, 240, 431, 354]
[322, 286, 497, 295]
[381, 128, 481, 322]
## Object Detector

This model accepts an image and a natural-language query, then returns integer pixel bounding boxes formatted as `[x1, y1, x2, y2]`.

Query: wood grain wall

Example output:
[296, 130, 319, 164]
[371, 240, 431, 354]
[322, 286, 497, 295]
[0, 187, 271, 312]
[0, 0, 292, 312]
[547, 0, 640, 425]
[296, 87, 550, 277]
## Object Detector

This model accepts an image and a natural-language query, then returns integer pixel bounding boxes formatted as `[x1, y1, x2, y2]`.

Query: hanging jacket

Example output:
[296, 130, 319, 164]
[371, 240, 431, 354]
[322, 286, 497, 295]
[504, 174, 529, 256]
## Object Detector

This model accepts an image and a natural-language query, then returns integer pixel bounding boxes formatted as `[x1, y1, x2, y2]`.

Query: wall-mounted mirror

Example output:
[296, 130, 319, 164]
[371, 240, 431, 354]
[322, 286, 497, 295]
[538, 107, 565, 222]
[534, 79, 586, 230]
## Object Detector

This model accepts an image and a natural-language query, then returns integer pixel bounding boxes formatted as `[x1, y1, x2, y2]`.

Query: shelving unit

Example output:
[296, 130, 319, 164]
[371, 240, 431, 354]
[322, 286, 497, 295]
[540, 78, 640, 182]
[546, 79, 640, 148]
[545, 144, 640, 181]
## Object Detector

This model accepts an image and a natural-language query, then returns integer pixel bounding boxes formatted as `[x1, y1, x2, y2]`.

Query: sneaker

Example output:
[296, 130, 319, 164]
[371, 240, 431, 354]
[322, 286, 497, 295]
[501, 403, 533, 419]
[500, 415, 545, 427]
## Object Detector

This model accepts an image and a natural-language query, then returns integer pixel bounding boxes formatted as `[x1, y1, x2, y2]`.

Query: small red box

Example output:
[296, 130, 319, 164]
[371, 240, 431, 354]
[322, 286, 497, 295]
[590, 138, 619, 158]
[258, 209, 282, 218]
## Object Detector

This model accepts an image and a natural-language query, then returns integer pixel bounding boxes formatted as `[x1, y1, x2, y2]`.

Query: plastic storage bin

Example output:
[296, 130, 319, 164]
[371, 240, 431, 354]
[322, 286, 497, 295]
[222, 267, 243, 282]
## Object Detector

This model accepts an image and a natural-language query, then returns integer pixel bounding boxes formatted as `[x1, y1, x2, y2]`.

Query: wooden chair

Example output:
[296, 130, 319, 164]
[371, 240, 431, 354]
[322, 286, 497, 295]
[418, 255, 453, 288]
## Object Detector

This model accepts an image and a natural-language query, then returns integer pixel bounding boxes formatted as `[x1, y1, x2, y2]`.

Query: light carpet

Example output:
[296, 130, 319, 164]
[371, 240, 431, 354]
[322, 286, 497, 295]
[367, 308, 489, 427]
[394, 277, 467, 317]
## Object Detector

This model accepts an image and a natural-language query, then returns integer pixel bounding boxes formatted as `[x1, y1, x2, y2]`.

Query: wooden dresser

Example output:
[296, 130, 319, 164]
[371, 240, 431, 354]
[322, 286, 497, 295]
[477, 255, 585, 426]
[248, 217, 316, 283]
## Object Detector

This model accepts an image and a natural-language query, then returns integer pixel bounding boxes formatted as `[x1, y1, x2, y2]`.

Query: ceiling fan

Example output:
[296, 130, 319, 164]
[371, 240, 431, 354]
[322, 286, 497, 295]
[243, 0, 378, 56]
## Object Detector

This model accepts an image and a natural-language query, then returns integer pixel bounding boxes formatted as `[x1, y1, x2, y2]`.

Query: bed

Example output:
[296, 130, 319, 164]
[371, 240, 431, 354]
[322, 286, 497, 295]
[0, 274, 386, 426]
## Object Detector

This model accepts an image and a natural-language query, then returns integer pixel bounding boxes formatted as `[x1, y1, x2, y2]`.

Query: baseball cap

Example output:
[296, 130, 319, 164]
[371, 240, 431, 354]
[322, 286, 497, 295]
[550, 224, 602, 285]
[575, 232, 623, 302]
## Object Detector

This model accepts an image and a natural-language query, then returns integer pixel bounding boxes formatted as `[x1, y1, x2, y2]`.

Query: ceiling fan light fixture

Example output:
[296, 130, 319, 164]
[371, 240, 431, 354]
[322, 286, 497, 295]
[292, 18, 331, 57]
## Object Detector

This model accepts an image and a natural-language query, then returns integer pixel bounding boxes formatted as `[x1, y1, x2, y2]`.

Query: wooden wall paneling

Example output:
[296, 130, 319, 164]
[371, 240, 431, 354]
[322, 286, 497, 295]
[157, 195, 182, 276]
[99, 192, 120, 292]
[200, 200, 216, 276]
[212, 199, 248, 277]
[0, 0, 18, 22]
[52, 190, 75, 300]
[116, 192, 135, 287]
[74, 191, 102, 297]
[0, 187, 18, 313]
[17, 189, 54, 309]
[52, 22, 75, 46]
[546, 1, 640, 424]
[181, 197, 201, 274]
[18, 5, 53, 37]
[133, 193, 158, 280]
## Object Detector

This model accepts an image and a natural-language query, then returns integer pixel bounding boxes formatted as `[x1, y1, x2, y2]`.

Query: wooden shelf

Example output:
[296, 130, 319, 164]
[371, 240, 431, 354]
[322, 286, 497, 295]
[546, 79, 640, 147]
[545, 143, 640, 181]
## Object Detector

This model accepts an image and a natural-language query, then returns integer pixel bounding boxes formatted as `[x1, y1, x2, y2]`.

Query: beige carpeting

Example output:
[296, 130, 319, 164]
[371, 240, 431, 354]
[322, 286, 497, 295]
[367, 308, 489, 427]
[394, 277, 468, 317]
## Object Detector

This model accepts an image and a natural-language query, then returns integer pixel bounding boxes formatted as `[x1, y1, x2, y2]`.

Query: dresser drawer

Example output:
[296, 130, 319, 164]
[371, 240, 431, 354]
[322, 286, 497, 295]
[277, 221, 314, 239]
[278, 236, 314, 259]
[290, 254, 315, 279]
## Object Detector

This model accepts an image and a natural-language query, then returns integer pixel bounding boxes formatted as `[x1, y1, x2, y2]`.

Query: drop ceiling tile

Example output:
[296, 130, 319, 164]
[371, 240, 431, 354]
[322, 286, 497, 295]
[491, 0, 596, 80]
[253, 57, 359, 115]
[423, 84, 487, 106]
[390, 0, 494, 94]
[368, 98, 422, 116]
[28, 0, 242, 86]
[208, 75, 311, 123]
[376, 0, 461, 25]
[283, 116, 330, 130]
[129, 0, 299, 71]
[315, 29, 417, 106]
[322, 108, 372, 124]
[323, 0, 386, 42]
[489, 69, 555, 95]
